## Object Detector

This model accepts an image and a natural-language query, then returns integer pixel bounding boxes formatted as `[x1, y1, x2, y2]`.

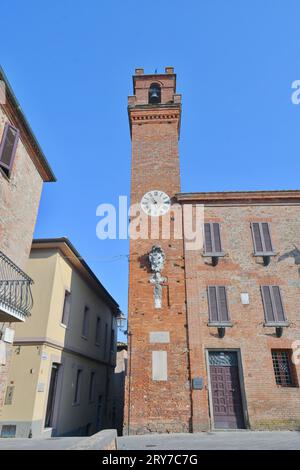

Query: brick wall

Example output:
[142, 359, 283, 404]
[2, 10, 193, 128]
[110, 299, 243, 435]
[124, 71, 191, 434]
[0, 107, 43, 269]
[185, 203, 300, 431]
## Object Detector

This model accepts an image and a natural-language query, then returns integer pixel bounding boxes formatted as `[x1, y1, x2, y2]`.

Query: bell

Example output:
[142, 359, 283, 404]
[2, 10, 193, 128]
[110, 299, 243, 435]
[149, 89, 160, 103]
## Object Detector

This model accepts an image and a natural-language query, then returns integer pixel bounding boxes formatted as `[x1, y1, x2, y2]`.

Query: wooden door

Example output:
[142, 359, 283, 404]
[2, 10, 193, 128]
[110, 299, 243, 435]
[209, 351, 245, 429]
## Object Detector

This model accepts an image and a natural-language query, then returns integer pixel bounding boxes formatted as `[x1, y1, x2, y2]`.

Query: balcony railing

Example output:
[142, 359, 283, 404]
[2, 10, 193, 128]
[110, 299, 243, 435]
[0, 250, 33, 322]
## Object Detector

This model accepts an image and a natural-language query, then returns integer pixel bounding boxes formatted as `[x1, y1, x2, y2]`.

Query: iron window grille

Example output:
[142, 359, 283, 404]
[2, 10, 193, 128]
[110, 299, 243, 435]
[271, 350, 298, 387]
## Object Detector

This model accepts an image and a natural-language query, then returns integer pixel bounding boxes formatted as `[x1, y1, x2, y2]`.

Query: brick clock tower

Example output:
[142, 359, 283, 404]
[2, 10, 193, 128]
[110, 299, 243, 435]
[124, 67, 191, 434]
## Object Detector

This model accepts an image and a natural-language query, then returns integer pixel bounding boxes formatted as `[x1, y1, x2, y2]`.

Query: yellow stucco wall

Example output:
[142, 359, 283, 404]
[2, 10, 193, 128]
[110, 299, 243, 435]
[0, 247, 117, 437]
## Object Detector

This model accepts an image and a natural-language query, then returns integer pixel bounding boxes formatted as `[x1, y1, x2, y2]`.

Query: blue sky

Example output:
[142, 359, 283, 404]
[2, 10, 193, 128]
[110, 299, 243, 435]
[1, 1, 300, 340]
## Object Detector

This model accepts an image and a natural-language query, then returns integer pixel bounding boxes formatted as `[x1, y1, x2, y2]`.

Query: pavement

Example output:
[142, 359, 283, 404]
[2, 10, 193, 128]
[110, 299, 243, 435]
[117, 431, 300, 450]
[0, 436, 83, 450]
[0, 430, 299, 450]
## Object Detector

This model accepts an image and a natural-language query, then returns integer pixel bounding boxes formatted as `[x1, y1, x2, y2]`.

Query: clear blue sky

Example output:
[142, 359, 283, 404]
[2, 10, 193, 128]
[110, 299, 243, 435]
[1, 1, 300, 340]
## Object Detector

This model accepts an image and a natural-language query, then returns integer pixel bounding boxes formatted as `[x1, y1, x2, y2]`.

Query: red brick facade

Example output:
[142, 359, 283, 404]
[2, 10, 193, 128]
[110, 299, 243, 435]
[124, 67, 300, 434]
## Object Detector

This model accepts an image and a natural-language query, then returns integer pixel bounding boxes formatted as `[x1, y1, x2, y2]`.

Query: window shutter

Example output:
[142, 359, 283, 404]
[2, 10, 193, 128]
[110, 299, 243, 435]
[251, 223, 263, 253]
[272, 286, 286, 322]
[218, 286, 229, 322]
[204, 224, 213, 253]
[251, 222, 274, 254]
[213, 223, 222, 253]
[0, 123, 19, 172]
[204, 223, 222, 254]
[208, 286, 218, 322]
[261, 223, 273, 252]
[261, 286, 286, 323]
[208, 286, 229, 323]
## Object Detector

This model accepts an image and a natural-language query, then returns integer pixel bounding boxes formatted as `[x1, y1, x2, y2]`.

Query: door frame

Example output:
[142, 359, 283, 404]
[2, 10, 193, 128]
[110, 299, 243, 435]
[43, 354, 64, 436]
[205, 348, 249, 430]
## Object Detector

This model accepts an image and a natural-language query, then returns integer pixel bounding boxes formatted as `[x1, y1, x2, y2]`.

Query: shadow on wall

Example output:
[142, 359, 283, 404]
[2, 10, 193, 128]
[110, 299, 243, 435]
[278, 245, 300, 277]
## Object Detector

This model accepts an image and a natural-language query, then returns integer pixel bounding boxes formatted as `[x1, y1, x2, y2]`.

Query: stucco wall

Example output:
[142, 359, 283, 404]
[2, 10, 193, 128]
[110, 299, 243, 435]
[0, 247, 117, 437]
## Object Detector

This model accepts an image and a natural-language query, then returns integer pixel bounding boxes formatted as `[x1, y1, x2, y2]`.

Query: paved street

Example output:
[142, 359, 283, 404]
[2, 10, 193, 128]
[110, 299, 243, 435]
[0, 436, 83, 450]
[0, 430, 299, 450]
[117, 431, 300, 450]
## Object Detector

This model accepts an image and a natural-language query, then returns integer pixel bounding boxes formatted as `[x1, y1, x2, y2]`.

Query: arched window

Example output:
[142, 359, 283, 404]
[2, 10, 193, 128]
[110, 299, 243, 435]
[148, 83, 161, 104]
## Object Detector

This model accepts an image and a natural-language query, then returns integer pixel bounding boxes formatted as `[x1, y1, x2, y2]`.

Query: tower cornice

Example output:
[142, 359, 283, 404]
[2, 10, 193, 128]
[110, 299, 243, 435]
[128, 104, 181, 138]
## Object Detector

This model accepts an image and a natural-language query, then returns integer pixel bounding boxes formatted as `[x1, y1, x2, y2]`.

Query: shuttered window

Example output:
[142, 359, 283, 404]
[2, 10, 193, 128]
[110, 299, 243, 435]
[204, 223, 223, 255]
[261, 286, 287, 324]
[0, 123, 19, 174]
[207, 286, 230, 323]
[251, 222, 274, 255]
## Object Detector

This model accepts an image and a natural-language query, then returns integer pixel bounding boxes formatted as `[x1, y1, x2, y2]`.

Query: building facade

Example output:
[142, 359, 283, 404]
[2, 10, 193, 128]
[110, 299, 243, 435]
[124, 67, 300, 434]
[0, 238, 119, 438]
[0, 67, 55, 416]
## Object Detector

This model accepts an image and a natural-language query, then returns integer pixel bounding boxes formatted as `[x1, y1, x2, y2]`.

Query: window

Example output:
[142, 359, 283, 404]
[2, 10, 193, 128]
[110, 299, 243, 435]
[207, 286, 230, 324]
[110, 329, 115, 352]
[1, 425, 16, 438]
[148, 83, 161, 104]
[88, 371, 96, 403]
[73, 368, 82, 405]
[61, 291, 71, 326]
[261, 286, 287, 324]
[95, 317, 101, 345]
[203, 223, 224, 255]
[0, 123, 19, 176]
[271, 350, 298, 387]
[82, 306, 89, 338]
[104, 323, 108, 359]
[251, 222, 274, 255]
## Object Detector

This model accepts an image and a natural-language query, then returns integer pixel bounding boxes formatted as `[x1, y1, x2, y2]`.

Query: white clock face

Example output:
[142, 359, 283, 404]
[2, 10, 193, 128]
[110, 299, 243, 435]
[141, 190, 171, 216]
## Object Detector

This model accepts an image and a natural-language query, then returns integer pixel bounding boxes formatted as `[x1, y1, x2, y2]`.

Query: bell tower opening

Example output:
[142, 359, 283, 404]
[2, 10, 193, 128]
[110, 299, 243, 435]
[148, 83, 161, 104]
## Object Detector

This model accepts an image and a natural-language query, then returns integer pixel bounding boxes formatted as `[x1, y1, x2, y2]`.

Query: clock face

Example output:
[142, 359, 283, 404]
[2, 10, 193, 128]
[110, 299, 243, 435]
[141, 190, 171, 216]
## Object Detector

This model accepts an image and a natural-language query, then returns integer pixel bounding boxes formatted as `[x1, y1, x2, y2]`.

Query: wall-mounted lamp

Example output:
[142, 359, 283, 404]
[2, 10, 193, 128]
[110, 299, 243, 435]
[117, 312, 131, 336]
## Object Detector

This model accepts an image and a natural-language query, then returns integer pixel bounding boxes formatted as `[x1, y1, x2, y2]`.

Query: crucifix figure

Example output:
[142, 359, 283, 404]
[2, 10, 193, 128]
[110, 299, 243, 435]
[148, 245, 166, 309]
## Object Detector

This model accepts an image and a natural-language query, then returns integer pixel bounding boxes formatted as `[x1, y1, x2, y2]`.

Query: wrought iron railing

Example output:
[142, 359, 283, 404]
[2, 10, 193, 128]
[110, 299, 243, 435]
[0, 250, 33, 318]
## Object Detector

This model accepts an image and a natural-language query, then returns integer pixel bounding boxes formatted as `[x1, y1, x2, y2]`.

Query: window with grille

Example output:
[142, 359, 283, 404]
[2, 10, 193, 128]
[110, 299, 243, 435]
[207, 286, 230, 324]
[203, 223, 224, 256]
[261, 285, 287, 324]
[271, 350, 298, 387]
[251, 222, 274, 255]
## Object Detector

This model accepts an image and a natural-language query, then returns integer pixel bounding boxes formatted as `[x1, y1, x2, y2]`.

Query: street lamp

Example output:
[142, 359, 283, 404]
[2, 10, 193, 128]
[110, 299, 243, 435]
[116, 312, 128, 334]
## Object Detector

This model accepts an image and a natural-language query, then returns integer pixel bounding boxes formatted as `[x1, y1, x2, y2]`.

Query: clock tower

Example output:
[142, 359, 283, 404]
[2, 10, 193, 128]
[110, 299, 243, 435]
[124, 67, 191, 434]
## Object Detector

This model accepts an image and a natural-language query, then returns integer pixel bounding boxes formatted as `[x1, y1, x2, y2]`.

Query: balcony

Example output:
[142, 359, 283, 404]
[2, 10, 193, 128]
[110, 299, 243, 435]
[0, 250, 33, 322]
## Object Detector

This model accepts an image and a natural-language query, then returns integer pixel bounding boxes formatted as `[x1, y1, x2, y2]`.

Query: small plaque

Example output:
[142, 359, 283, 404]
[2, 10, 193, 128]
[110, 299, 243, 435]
[3, 328, 15, 344]
[192, 377, 204, 390]
[149, 332, 170, 344]
[241, 293, 250, 305]
[37, 383, 45, 392]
